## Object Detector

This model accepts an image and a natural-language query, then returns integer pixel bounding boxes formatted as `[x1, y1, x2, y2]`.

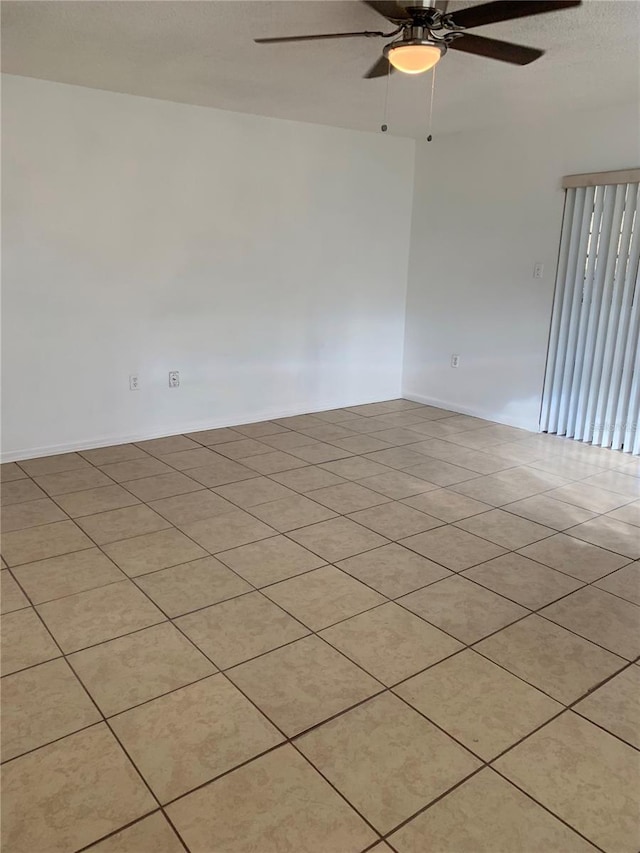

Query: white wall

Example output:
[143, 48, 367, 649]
[1, 74, 415, 460]
[403, 102, 640, 431]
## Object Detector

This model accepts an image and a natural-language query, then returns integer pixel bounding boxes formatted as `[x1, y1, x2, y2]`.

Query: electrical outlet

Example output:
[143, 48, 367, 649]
[451, 354, 460, 369]
[533, 262, 544, 279]
[168, 371, 180, 388]
[129, 374, 140, 391]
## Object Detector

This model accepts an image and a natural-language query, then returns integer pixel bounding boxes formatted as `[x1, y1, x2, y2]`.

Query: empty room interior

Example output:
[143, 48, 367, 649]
[1, 1, 639, 851]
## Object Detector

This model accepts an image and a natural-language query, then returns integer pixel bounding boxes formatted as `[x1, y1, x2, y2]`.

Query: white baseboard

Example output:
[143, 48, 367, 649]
[402, 391, 540, 433]
[1, 393, 402, 463]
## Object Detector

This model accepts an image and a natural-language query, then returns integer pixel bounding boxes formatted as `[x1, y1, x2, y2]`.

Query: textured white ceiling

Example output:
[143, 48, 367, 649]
[2, 0, 639, 137]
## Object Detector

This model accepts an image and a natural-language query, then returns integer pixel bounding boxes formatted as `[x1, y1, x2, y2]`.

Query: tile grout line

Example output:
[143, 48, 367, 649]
[8, 463, 638, 579]
[4, 445, 637, 686]
[22, 452, 398, 846]
[6, 441, 638, 561]
[5, 464, 303, 852]
[36, 499, 221, 853]
[2, 405, 638, 852]
[4, 460, 637, 676]
[0, 471, 556, 844]
[1, 564, 176, 848]
[72, 809, 185, 853]
[74, 427, 640, 750]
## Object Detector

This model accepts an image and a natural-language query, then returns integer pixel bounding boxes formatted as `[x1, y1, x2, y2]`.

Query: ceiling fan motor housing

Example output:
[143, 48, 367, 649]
[254, 1, 583, 76]
[384, 22, 450, 51]
[383, 35, 448, 63]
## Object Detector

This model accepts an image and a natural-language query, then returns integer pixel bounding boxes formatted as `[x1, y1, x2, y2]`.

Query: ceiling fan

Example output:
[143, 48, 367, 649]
[254, 1, 582, 78]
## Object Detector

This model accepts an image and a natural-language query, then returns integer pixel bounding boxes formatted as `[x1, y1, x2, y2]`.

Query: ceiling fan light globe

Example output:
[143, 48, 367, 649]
[385, 42, 444, 74]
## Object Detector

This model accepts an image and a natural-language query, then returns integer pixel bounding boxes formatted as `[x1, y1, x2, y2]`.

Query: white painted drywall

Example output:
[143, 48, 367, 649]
[1, 74, 415, 460]
[402, 101, 640, 431]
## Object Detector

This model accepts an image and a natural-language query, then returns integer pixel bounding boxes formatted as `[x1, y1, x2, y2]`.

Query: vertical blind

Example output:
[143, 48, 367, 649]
[540, 171, 640, 455]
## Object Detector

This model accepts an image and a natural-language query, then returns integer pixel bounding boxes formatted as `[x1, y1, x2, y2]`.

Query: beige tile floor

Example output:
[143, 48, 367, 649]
[1, 398, 639, 853]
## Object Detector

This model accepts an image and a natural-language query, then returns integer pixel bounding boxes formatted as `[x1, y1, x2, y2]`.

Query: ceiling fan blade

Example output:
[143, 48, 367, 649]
[452, 0, 581, 30]
[364, 55, 395, 78]
[449, 33, 544, 64]
[255, 30, 386, 44]
[362, 1, 411, 21]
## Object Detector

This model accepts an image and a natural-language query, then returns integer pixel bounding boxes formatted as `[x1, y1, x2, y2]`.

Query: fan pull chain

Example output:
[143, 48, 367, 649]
[427, 64, 436, 142]
[380, 61, 392, 132]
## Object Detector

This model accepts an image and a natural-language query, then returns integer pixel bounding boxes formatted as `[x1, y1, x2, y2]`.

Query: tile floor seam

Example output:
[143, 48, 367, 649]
[320, 425, 537, 468]
[55, 560, 300, 848]
[2, 565, 67, 658]
[7, 440, 636, 512]
[2, 590, 170, 836]
[387, 678, 513, 762]
[55, 651, 167, 816]
[389, 545, 570, 612]
[72, 459, 423, 658]
[56, 499, 189, 527]
[359, 841, 387, 853]
[32, 474, 307, 659]
[1, 586, 510, 710]
[468, 637, 630, 706]
[1, 652, 264, 765]
[4, 411, 638, 853]
[259, 590, 393, 634]
[149, 616, 390, 842]
[487, 759, 609, 853]
[393, 500, 636, 580]
[138, 739, 287, 808]
[534, 607, 639, 663]
[1, 541, 96, 569]
[8, 486, 637, 588]
[497, 495, 635, 526]
[58, 459, 284, 592]
[178, 426, 266, 447]
[159, 811, 192, 853]
[278, 526, 392, 562]
[548, 486, 639, 509]
[117, 466, 528, 832]
[384, 589, 633, 709]
[4, 473, 635, 680]
[0, 719, 105, 768]
[377, 764, 488, 844]
[456, 568, 589, 613]
[569, 706, 640, 753]
[59, 468, 416, 838]
[72, 809, 179, 853]
[288, 742, 387, 844]
[6, 574, 140, 609]
[519, 516, 637, 549]
[4, 460, 622, 521]
[5, 515, 386, 670]
[7, 578, 460, 689]
[130, 580, 256, 618]
[587, 574, 640, 607]
[512, 547, 636, 584]
[387, 611, 544, 694]
[7, 458, 634, 555]
[89, 670, 225, 723]
[449, 516, 558, 546]
[4, 497, 632, 687]
[561, 517, 640, 554]
[379, 762, 604, 853]
[103, 517, 501, 840]
[189, 566, 607, 762]
[375, 701, 608, 851]
[220, 500, 343, 535]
